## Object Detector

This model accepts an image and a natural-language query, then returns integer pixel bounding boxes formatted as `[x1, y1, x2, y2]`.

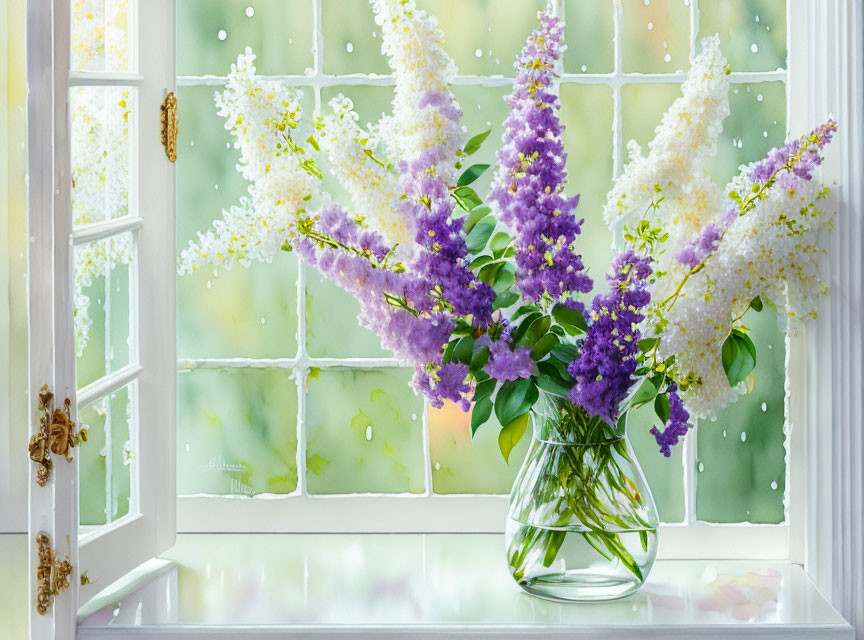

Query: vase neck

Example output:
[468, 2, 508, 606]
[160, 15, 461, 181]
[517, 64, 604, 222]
[530, 392, 624, 445]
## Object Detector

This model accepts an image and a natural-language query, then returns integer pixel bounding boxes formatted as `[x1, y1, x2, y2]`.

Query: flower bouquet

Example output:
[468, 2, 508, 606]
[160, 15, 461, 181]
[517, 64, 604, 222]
[181, 1, 836, 601]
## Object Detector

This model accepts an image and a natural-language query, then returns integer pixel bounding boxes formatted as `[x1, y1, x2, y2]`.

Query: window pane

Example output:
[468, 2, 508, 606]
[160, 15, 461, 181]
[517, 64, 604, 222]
[430, 402, 528, 494]
[559, 83, 614, 276]
[71, 0, 131, 72]
[712, 81, 786, 185]
[621, 83, 681, 148]
[322, 0, 389, 75]
[563, 0, 614, 73]
[416, 0, 547, 76]
[696, 308, 786, 523]
[305, 368, 425, 494]
[698, 0, 786, 72]
[177, 368, 299, 495]
[176, 0, 314, 76]
[78, 384, 135, 525]
[622, 0, 691, 73]
[628, 403, 685, 523]
[75, 235, 134, 389]
[71, 86, 134, 225]
[176, 85, 303, 359]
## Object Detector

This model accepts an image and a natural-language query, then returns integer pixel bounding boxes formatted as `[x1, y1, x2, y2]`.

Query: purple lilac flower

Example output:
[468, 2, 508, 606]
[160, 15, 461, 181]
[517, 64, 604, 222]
[414, 362, 471, 410]
[750, 119, 837, 189]
[397, 92, 495, 325]
[649, 384, 691, 457]
[567, 250, 653, 424]
[489, 13, 593, 307]
[485, 339, 535, 382]
[675, 206, 737, 269]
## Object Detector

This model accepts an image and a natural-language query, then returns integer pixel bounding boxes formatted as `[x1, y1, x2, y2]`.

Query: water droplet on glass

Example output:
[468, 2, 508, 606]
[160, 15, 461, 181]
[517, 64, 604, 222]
[581, 64, 587, 72]
[411, 413, 417, 421]
[185, 443, 191, 453]
[434, 463, 441, 471]
[644, 0, 650, 5]
[737, 139, 743, 149]
[365, 425, 372, 441]
[698, 461, 705, 472]
[751, 43, 759, 54]
[260, 316, 266, 325]
[474, 49, 483, 58]
[214, 184, 219, 190]
[770, 480, 778, 490]
[190, 140, 195, 147]
[217, 29, 227, 41]
[757, 93, 764, 102]
[346, 42, 354, 53]
[741, 431, 747, 442]
[766, 25, 771, 32]
[763, 130, 769, 138]
[761, 402, 767, 412]
[206, 280, 212, 289]
[664, 53, 672, 63]
[722, 429, 727, 438]
[245, 6, 254, 17]
[647, 21, 654, 31]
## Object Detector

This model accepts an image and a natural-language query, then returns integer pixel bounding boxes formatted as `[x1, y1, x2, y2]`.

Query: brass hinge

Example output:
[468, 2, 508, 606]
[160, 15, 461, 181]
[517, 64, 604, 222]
[160, 91, 178, 162]
[35, 532, 73, 616]
[29, 385, 87, 487]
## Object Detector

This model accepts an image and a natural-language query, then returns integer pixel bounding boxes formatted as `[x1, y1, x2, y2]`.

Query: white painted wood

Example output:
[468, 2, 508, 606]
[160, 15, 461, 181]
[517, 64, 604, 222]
[788, 0, 864, 636]
[27, 0, 177, 636]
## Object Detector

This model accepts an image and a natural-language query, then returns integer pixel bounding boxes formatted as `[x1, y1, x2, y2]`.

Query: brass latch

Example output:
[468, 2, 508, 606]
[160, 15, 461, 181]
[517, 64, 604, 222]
[160, 91, 178, 162]
[35, 532, 73, 615]
[29, 385, 86, 487]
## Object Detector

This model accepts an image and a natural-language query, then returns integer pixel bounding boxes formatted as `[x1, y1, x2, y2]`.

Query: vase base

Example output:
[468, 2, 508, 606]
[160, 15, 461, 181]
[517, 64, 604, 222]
[516, 572, 643, 602]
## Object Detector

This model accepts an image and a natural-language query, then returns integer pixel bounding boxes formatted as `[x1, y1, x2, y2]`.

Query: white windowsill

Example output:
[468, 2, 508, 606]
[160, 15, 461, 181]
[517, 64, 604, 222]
[77, 533, 852, 639]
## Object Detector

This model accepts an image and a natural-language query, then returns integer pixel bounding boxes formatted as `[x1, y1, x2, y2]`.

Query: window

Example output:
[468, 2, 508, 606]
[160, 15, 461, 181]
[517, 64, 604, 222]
[163, 0, 794, 554]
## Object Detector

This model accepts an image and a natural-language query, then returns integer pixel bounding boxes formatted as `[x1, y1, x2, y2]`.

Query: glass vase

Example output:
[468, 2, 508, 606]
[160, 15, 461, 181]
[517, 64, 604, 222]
[505, 391, 659, 602]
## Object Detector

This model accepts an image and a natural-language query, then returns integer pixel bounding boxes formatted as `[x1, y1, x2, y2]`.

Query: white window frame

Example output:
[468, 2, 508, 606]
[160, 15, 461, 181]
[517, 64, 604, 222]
[174, 0, 798, 562]
[25, 1, 176, 637]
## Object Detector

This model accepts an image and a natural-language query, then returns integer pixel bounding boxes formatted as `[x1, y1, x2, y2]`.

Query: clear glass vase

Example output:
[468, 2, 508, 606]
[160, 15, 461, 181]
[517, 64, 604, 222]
[505, 391, 659, 602]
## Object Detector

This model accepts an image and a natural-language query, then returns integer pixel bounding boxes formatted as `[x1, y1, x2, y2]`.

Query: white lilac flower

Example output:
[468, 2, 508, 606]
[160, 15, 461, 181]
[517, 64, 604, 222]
[604, 35, 730, 276]
[371, 0, 463, 184]
[317, 95, 414, 256]
[656, 123, 836, 416]
[178, 49, 319, 273]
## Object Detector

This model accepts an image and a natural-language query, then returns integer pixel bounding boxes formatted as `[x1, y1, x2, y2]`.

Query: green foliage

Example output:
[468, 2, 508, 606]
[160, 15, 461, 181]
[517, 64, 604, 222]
[494, 378, 539, 428]
[452, 186, 483, 211]
[462, 206, 492, 234]
[722, 328, 757, 387]
[465, 217, 495, 253]
[498, 412, 530, 464]
[654, 392, 670, 425]
[749, 296, 764, 312]
[463, 128, 492, 156]
[457, 163, 490, 187]
[551, 304, 587, 335]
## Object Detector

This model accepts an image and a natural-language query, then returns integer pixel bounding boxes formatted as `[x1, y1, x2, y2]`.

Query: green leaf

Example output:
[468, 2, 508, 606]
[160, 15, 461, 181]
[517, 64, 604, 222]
[637, 337, 658, 352]
[530, 333, 559, 360]
[478, 261, 504, 286]
[452, 186, 483, 211]
[535, 373, 571, 397]
[457, 163, 491, 187]
[550, 343, 580, 363]
[510, 312, 542, 345]
[489, 231, 511, 255]
[538, 360, 572, 384]
[441, 340, 457, 364]
[470, 397, 493, 437]
[469, 254, 494, 270]
[471, 345, 490, 371]
[749, 296, 764, 312]
[630, 376, 661, 408]
[474, 378, 496, 402]
[494, 378, 539, 427]
[498, 412, 530, 463]
[519, 315, 552, 348]
[551, 304, 588, 335]
[465, 218, 495, 253]
[654, 392, 670, 425]
[464, 128, 492, 156]
[493, 289, 520, 310]
[492, 264, 516, 294]
[462, 206, 492, 234]
[722, 329, 757, 387]
[453, 336, 475, 365]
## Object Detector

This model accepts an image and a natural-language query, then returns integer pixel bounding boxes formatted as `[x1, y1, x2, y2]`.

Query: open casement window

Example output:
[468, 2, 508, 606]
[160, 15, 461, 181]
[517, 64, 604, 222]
[173, 0, 795, 560]
[26, 0, 175, 637]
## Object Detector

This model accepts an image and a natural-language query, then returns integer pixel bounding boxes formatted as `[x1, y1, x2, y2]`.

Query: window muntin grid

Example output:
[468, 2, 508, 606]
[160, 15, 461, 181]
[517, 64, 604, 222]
[174, 0, 789, 528]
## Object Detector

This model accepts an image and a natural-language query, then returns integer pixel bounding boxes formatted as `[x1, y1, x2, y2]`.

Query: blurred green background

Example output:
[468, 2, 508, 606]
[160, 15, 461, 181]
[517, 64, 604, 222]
[163, 0, 788, 523]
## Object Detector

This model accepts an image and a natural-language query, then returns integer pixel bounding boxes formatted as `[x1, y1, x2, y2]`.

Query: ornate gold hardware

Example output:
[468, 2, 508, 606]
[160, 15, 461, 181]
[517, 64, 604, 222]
[36, 532, 73, 616]
[29, 385, 87, 487]
[80, 571, 91, 586]
[160, 91, 178, 162]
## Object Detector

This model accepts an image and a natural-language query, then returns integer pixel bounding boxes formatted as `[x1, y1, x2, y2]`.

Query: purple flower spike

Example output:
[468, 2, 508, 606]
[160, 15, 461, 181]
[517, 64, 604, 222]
[567, 250, 653, 424]
[489, 13, 593, 306]
[649, 384, 692, 457]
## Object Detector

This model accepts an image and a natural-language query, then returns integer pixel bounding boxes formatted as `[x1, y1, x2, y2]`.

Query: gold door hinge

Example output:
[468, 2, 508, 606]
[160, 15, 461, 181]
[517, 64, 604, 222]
[160, 91, 178, 162]
[35, 532, 73, 616]
[29, 385, 87, 487]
